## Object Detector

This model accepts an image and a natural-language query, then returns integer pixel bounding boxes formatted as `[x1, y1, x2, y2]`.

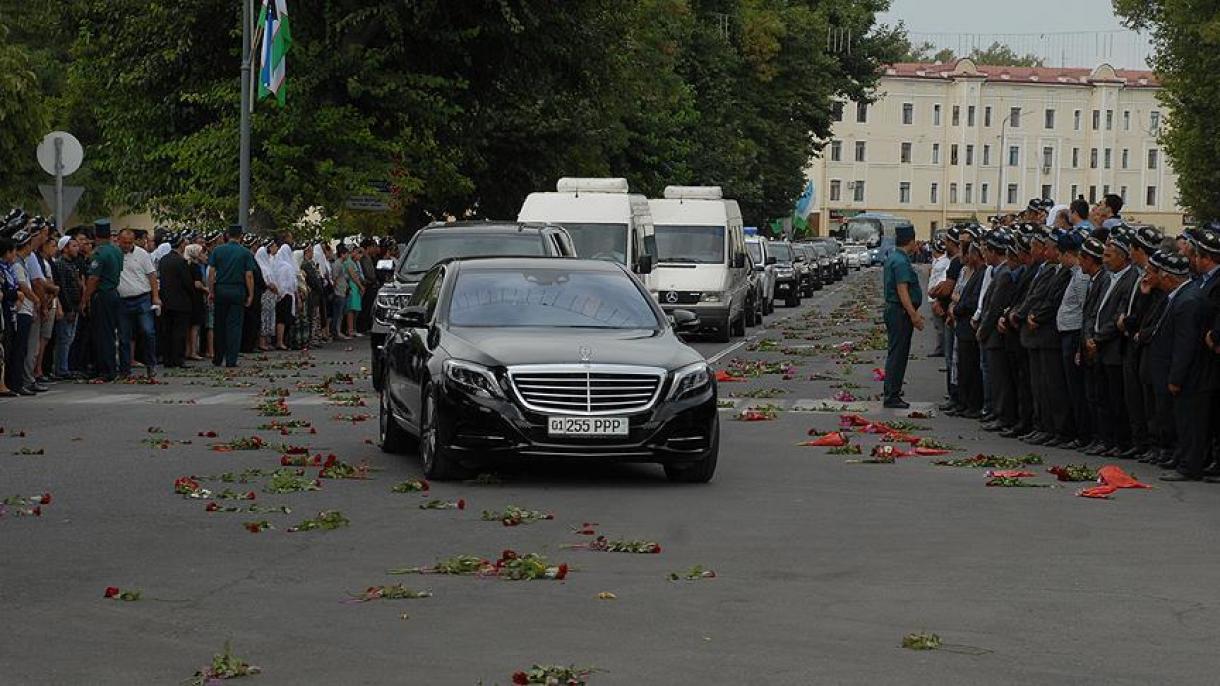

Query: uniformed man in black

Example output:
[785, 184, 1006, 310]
[1086, 231, 1140, 456]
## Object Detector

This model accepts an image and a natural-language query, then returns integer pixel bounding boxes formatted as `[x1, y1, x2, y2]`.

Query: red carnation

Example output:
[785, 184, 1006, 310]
[419, 480, 430, 491]
[32, 506, 41, 517]
[502, 549, 518, 560]
[457, 499, 466, 510]
[512, 672, 529, 685]
[555, 563, 569, 580]
[280, 429, 289, 436]
[244, 522, 262, 533]
[104, 586, 119, 598]
[650, 544, 662, 554]
[205, 502, 219, 512]
[323, 454, 337, 468]
[309, 427, 317, 434]
[244, 491, 256, 500]
[280, 456, 291, 466]
[313, 479, 322, 488]
[39, 493, 51, 505]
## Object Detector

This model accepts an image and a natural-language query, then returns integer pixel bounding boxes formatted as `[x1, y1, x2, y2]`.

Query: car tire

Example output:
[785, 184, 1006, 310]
[419, 384, 469, 481]
[379, 384, 411, 454]
[744, 298, 758, 327]
[785, 291, 800, 308]
[763, 294, 773, 315]
[664, 418, 719, 483]
[371, 344, 384, 391]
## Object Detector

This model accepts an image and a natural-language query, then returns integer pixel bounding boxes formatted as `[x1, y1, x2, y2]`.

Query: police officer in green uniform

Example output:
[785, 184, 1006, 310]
[81, 219, 123, 381]
[207, 224, 256, 367]
[882, 224, 925, 408]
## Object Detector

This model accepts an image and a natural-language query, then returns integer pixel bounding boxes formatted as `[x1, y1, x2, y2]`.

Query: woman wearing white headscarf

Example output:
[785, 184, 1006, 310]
[272, 242, 299, 350]
[254, 245, 277, 350]
[310, 243, 332, 339]
[151, 241, 172, 266]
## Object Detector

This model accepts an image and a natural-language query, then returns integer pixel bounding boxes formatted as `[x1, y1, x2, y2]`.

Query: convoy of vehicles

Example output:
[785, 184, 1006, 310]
[374, 179, 873, 482]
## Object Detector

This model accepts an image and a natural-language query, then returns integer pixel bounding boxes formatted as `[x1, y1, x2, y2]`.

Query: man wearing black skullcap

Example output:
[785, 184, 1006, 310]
[1118, 226, 1166, 460]
[157, 234, 194, 367]
[1055, 231, 1093, 449]
[1007, 228, 1055, 443]
[997, 231, 1038, 438]
[1078, 238, 1111, 454]
[881, 223, 924, 408]
[1086, 232, 1140, 456]
[979, 232, 1021, 432]
[1189, 227, 1220, 480]
[1022, 229, 1075, 446]
[950, 242, 986, 417]
[931, 227, 964, 410]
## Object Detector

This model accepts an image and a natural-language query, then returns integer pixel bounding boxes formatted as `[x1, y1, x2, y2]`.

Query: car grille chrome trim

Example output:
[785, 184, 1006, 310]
[507, 364, 667, 416]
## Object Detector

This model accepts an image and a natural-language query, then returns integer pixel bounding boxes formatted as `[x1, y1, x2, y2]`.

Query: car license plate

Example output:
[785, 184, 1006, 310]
[547, 416, 629, 437]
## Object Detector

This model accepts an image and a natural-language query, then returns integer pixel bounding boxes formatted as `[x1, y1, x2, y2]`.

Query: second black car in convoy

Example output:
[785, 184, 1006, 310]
[379, 257, 720, 483]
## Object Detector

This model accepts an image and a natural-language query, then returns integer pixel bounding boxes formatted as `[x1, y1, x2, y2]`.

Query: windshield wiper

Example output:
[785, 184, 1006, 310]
[658, 257, 702, 263]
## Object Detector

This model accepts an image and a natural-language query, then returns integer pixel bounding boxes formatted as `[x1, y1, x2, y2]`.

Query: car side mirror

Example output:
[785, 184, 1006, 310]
[794, 255, 805, 263]
[671, 308, 700, 332]
[635, 254, 654, 275]
[392, 305, 427, 329]
[766, 256, 777, 265]
[733, 252, 747, 269]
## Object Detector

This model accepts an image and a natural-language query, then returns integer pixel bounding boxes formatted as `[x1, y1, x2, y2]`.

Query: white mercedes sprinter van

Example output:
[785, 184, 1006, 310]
[517, 178, 656, 281]
[647, 186, 749, 342]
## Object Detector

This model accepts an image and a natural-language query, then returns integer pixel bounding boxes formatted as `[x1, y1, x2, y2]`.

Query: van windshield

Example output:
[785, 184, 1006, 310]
[655, 225, 725, 264]
[772, 242, 795, 264]
[746, 242, 762, 264]
[555, 223, 629, 265]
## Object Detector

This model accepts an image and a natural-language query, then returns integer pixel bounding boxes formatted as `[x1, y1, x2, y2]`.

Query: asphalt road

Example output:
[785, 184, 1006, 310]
[2, 267, 1219, 685]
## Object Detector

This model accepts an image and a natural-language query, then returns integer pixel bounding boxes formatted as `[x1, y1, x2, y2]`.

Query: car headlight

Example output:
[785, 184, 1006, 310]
[776, 267, 794, 277]
[443, 359, 504, 399]
[700, 292, 722, 303]
[375, 292, 412, 314]
[668, 362, 711, 400]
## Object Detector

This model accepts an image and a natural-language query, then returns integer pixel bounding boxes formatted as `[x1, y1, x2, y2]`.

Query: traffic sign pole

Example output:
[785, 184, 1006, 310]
[55, 137, 64, 228]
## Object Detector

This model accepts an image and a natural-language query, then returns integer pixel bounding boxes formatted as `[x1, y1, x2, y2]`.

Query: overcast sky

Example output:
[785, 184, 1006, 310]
[878, 0, 1154, 69]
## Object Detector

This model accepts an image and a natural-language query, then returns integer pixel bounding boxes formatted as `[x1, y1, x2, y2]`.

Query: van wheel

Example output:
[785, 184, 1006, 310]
[744, 300, 758, 327]
[713, 319, 731, 343]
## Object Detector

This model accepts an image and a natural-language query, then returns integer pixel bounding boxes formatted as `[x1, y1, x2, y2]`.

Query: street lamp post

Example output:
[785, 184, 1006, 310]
[997, 107, 1021, 216]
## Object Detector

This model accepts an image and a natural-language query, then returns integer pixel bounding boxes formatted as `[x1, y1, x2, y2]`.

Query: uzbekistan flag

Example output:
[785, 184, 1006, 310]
[257, 0, 292, 106]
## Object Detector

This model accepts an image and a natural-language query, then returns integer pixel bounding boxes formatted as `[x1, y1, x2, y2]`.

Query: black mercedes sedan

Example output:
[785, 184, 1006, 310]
[378, 257, 719, 482]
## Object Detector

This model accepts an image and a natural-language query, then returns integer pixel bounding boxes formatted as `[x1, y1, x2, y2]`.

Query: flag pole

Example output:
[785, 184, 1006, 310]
[238, 0, 253, 230]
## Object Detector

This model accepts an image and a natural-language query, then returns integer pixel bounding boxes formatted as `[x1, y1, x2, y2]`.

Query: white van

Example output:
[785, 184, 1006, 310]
[647, 186, 750, 342]
[517, 178, 656, 280]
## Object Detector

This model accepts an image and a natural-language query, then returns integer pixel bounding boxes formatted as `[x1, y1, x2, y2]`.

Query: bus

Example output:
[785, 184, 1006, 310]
[837, 212, 914, 264]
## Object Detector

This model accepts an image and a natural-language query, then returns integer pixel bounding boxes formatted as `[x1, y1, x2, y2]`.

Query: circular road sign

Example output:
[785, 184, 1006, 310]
[37, 131, 84, 177]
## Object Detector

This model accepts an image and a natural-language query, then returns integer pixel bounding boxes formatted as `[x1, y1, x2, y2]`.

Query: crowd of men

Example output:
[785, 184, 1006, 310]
[0, 210, 397, 398]
[919, 195, 1220, 484]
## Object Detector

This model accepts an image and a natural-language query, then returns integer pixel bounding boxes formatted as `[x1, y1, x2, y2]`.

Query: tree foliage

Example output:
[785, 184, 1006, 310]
[1114, 0, 1215, 218]
[7, 0, 899, 232]
[893, 35, 1044, 68]
[0, 22, 50, 206]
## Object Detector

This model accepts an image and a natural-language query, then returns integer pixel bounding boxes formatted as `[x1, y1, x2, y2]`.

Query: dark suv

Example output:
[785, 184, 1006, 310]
[371, 221, 576, 388]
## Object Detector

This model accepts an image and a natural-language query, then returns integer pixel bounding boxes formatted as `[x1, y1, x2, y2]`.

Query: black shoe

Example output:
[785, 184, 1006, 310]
[1204, 476, 1220, 484]
[30, 383, 49, 393]
[1202, 465, 1220, 478]
[1118, 447, 1143, 460]
[938, 402, 960, 412]
[16, 387, 35, 396]
[1043, 437, 1066, 448]
[928, 351, 945, 358]
[1159, 472, 1199, 482]
[1064, 439, 1088, 451]
[1137, 451, 1159, 463]
[1027, 433, 1051, 446]
[1086, 443, 1110, 456]
[979, 413, 997, 423]
[999, 427, 1024, 439]
[981, 422, 1006, 433]
[882, 399, 911, 409]
[959, 409, 982, 419]
[1018, 430, 1039, 441]
[1104, 446, 1127, 458]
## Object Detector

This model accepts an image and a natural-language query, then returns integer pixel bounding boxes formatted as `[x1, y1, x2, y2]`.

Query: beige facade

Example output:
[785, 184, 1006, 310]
[806, 59, 1184, 239]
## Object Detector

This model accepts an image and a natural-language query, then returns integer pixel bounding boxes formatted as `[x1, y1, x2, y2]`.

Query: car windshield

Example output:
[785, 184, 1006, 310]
[448, 267, 660, 329]
[746, 242, 762, 263]
[554, 223, 629, 265]
[654, 225, 725, 264]
[772, 243, 795, 264]
[399, 232, 547, 275]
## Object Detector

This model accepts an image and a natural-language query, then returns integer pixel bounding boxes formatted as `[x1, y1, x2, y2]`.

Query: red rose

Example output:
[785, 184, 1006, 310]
[512, 672, 529, 685]
[244, 491, 256, 500]
[650, 544, 661, 554]
[323, 454, 337, 468]
[32, 506, 41, 517]
[244, 522, 261, 533]
[104, 586, 119, 598]
[280, 456, 291, 466]
[555, 563, 569, 580]
[313, 479, 322, 488]
[501, 549, 518, 561]
[419, 480, 430, 491]
[205, 502, 219, 512]
[280, 429, 289, 436]
[39, 493, 51, 505]
[309, 427, 317, 434]
[457, 499, 466, 510]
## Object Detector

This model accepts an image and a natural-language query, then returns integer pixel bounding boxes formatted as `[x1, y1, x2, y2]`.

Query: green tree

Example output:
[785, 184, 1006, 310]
[1114, 0, 1216, 218]
[0, 22, 49, 207]
[968, 41, 1044, 67]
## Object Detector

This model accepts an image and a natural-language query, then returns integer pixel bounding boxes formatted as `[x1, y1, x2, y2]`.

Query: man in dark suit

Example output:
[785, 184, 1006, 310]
[1024, 229, 1076, 446]
[952, 243, 986, 416]
[1187, 227, 1220, 481]
[157, 234, 195, 368]
[1119, 226, 1166, 460]
[998, 229, 1039, 438]
[1086, 232, 1140, 456]
[979, 231, 1020, 432]
[1146, 251, 1211, 481]
[1011, 228, 1057, 444]
[1079, 238, 1111, 455]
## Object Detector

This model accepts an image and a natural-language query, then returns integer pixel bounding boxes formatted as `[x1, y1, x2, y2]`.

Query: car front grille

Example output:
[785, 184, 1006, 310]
[508, 365, 666, 416]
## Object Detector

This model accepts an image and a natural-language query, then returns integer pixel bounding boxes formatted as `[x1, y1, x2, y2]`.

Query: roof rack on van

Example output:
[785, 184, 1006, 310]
[556, 178, 629, 194]
[663, 186, 723, 201]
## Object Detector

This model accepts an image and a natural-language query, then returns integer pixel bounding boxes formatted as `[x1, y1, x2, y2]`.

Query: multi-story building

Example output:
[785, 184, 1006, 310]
[806, 59, 1184, 239]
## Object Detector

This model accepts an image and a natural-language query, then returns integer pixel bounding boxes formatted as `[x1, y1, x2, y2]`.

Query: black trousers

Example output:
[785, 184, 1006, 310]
[1153, 391, 1176, 455]
[213, 285, 245, 367]
[1121, 349, 1149, 449]
[955, 334, 983, 412]
[161, 309, 190, 367]
[1099, 363, 1130, 448]
[986, 346, 1016, 426]
[1060, 331, 1091, 441]
[1036, 343, 1071, 438]
[1008, 345, 1034, 432]
[242, 292, 262, 353]
[92, 290, 120, 378]
[1082, 362, 1107, 445]
[1026, 346, 1045, 431]
[1173, 392, 1212, 477]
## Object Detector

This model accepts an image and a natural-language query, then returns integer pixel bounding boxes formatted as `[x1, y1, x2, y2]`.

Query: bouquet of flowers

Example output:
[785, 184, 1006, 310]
[826, 444, 862, 455]
[331, 413, 371, 423]
[187, 642, 260, 685]
[985, 476, 1048, 488]
[902, 632, 941, 651]
[254, 398, 291, 417]
[934, 453, 1044, 469]
[737, 404, 781, 422]
[318, 455, 371, 480]
[243, 520, 273, 533]
[262, 468, 321, 494]
[103, 586, 141, 601]
[1048, 464, 1098, 482]
[419, 499, 465, 510]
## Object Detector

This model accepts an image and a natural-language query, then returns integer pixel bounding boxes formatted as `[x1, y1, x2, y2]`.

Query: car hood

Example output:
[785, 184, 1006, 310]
[651, 265, 729, 292]
[443, 327, 703, 371]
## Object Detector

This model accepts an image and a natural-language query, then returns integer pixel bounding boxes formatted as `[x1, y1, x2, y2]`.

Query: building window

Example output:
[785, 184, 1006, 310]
[966, 144, 974, 166]
[932, 143, 940, 165]
[899, 182, 911, 204]
[1150, 110, 1161, 131]
[982, 145, 991, 166]
[1148, 148, 1159, 169]
[900, 142, 912, 163]
[1106, 110, 1113, 130]
[950, 183, 958, 204]
[853, 180, 865, 202]
[1090, 148, 1098, 169]
[1123, 110, 1131, 130]
[830, 140, 842, 162]
[950, 144, 959, 165]
[854, 141, 866, 162]
[952, 105, 960, 126]
[831, 102, 843, 122]
[902, 102, 913, 125]
[934, 104, 942, 126]
[1146, 185, 1157, 206]
[1074, 110, 1082, 130]
[1009, 107, 1021, 127]
[968, 105, 976, 127]
[1103, 184, 1110, 196]
[1092, 109, 1100, 130]
[981, 183, 989, 205]
[1071, 184, 1078, 200]
[1042, 146, 1053, 169]
[984, 106, 993, 127]
[1089, 185, 1097, 202]
[1072, 148, 1080, 168]
[1041, 184, 1052, 200]
[964, 183, 973, 204]
[1104, 148, 1112, 169]
[1045, 109, 1055, 129]
[829, 179, 841, 201]
[1120, 185, 1127, 200]
[930, 183, 939, 203]
[1122, 149, 1129, 169]
[1007, 183, 1018, 204]
[1008, 145, 1019, 166]
[856, 101, 868, 123]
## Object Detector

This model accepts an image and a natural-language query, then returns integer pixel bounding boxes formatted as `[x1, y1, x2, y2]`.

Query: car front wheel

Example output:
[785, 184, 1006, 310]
[664, 418, 719, 483]
[379, 384, 411, 454]
[419, 385, 469, 481]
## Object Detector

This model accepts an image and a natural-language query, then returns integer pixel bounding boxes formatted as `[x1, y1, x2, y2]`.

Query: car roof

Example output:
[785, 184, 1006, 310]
[448, 256, 622, 272]
[419, 220, 559, 235]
